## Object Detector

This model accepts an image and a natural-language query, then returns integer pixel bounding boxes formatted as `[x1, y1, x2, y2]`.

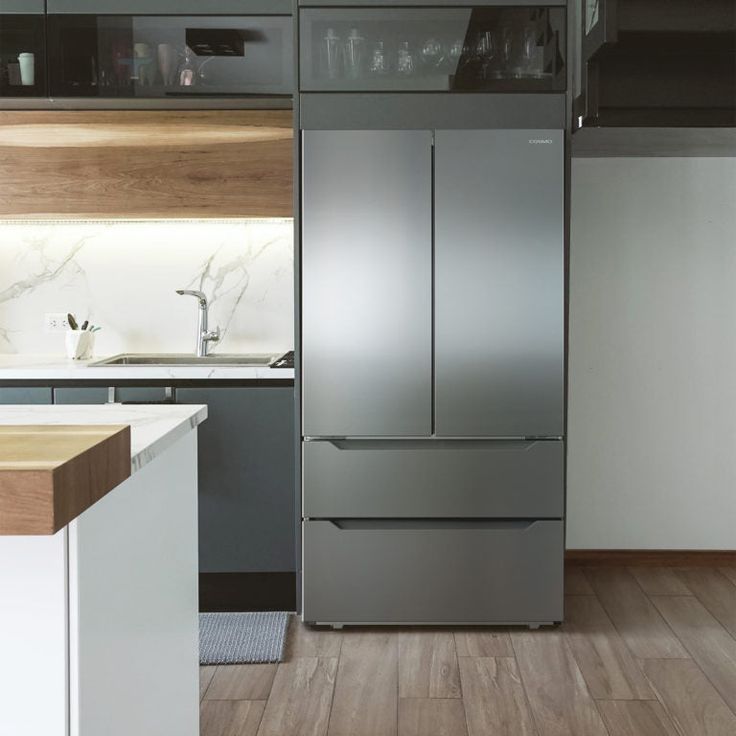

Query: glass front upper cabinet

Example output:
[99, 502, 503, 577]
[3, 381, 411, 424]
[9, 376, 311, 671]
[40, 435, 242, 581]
[47, 15, 293, 98]
[300, 6, 566, 92]
[0, 14, 47, 98]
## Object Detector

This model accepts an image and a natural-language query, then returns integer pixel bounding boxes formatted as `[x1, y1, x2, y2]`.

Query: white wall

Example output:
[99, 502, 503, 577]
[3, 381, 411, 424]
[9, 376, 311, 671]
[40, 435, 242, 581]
[0, 219, 293, 356]
[567, 157, 736, 549]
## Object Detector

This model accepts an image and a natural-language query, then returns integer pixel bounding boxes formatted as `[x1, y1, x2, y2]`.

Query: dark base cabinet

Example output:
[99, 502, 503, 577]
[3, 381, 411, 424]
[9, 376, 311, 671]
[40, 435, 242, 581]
[0, 387, 52, 404]
[51, 383, 296, 611]
[176, 387, 295, 578]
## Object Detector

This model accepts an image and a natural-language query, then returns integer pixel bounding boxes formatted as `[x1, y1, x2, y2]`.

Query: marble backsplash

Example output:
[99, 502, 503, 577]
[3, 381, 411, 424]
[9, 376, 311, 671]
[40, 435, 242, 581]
[0, 219, 294, 357]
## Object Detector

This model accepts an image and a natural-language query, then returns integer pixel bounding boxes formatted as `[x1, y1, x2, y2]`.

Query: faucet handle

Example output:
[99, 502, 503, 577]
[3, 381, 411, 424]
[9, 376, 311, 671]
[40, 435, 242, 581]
[205, 326, 221, 343]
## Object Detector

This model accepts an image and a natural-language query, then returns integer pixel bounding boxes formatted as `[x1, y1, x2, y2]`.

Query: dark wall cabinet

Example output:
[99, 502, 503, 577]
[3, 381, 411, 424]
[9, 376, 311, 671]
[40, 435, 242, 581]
[1, 2, 293, 104]
[576, 0, 736, 128]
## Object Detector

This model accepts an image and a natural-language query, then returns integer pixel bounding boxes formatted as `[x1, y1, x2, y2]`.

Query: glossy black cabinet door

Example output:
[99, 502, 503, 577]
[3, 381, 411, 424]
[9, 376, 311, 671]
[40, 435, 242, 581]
[47, 14, 293, 98]
[0, 14, 46, 98]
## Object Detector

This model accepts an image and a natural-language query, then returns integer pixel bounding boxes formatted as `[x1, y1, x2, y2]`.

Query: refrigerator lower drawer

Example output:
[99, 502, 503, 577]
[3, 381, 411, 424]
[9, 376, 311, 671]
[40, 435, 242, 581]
[303, 439, 563, 518]
[302, 519, 563, 624]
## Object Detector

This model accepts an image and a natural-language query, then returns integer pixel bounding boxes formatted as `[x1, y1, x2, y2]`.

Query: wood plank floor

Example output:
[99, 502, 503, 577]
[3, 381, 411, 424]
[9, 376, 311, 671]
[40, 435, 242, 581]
[200, 565, 736, 736]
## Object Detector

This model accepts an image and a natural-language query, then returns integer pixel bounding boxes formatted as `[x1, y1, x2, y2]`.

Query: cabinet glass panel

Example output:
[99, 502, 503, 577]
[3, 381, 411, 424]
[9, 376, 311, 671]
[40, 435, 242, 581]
[0, 15, 46, 97]
[300, 6, 565, 92]
[47, 15, 292, 98]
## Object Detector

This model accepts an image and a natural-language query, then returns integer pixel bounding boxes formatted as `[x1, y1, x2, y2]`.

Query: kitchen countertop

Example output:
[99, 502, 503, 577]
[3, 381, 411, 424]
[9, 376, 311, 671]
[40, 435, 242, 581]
[0, 404, 207, 473]
[0, 355, 294, 381]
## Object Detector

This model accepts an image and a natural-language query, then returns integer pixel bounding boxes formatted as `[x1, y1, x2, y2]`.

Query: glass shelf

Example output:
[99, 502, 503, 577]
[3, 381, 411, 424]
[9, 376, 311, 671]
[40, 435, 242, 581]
[300, 6, 566, 93]
[0, 15, 46, 98]
[47, 14, 292, 98]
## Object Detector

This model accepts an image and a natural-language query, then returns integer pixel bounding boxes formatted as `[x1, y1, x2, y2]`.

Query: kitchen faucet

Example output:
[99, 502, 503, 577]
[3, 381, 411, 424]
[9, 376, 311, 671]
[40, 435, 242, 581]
[176, 289, 220, 357]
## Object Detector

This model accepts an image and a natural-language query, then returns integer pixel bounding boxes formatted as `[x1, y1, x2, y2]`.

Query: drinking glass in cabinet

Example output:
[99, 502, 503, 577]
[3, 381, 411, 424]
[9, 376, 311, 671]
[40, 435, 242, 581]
[344, 28, 366, 80]
[300, 6, 566, 92]
[369, 41, 389, 76]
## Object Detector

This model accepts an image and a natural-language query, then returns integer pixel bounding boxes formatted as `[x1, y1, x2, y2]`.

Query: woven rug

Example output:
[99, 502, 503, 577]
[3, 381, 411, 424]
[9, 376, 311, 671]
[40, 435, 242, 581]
[199, 611, 289, 665]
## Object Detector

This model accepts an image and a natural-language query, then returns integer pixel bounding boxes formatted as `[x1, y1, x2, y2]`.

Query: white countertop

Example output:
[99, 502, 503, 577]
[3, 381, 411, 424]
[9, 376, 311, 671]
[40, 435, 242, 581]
[0, 355, 294, 381]
[0, 404, 207, 473]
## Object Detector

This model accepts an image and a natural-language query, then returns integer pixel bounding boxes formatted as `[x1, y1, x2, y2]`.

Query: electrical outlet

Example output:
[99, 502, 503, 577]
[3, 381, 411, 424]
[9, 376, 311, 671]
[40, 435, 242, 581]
[44, 313, 69, 333]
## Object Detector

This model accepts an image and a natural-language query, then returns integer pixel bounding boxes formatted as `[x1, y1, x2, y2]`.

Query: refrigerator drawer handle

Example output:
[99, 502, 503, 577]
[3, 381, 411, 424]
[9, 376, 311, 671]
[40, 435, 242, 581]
[325, 439, 542, 451]
[328, 520, 543, 531]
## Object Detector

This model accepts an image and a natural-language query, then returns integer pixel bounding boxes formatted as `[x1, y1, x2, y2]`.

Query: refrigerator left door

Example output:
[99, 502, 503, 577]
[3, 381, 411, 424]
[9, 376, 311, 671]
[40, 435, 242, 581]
[301, 129, 433, 437]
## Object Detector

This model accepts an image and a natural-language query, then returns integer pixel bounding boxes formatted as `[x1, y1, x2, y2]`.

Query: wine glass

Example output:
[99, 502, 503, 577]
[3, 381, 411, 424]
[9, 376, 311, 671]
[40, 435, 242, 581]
[420, 37, 444, 70]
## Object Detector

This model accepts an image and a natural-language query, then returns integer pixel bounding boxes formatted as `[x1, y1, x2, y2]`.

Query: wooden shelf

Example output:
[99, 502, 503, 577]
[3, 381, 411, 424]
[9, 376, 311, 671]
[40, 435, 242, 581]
[0, 110, 294, 218]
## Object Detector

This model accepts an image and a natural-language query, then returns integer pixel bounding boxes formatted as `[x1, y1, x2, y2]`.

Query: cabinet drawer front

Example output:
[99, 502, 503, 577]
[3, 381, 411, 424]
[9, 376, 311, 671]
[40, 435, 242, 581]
[303, 439, 563, 518]
[303, 519, 563, 624]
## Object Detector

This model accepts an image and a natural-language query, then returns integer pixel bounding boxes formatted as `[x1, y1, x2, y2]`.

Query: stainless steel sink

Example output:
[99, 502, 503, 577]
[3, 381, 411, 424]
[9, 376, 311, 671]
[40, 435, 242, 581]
[90, 353, 276, 367]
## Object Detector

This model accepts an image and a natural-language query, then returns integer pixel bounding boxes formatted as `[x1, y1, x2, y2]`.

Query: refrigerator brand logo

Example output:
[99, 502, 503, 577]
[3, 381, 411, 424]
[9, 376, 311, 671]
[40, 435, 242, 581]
[529, 139, 554, 144]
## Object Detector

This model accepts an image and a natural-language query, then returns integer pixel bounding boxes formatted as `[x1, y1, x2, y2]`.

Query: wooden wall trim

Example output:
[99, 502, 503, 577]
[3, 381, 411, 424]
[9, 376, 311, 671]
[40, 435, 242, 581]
[0, 110, 293, 219]
[566, 550, 736, 566]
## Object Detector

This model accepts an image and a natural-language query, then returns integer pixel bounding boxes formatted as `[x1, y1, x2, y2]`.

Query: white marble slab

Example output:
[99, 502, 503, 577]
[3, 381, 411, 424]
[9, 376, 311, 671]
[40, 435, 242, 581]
[0, 404, 207, 473]
[0, 354, 294, 381]
[0, 219, 294, 356]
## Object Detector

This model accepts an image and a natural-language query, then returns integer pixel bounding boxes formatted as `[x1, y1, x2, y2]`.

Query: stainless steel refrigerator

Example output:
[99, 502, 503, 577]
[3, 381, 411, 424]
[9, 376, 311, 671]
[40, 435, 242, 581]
[300, 126, 565, 626]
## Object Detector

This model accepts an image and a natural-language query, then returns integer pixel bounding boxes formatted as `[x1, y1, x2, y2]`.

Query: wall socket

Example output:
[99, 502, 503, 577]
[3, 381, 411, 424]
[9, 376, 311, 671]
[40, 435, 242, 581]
[44, 313, 70, 333]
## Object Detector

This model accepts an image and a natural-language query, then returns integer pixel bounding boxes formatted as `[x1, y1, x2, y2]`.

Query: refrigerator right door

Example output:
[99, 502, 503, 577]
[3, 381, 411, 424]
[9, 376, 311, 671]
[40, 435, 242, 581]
[434, 129, 564, 438]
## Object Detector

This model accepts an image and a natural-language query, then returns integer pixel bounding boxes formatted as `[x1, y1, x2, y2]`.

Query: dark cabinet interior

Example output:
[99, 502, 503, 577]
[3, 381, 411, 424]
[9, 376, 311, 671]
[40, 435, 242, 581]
[576, 0, 736, 128]
[47, 14, 292, 98]
[0, 14, 46, 98]
[300, 6, 566, 93]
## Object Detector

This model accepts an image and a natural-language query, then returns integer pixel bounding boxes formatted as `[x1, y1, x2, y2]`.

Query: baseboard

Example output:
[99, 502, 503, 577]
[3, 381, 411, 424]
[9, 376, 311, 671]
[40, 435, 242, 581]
[565, 550, 736, 566]
[199, 572, 296, 612]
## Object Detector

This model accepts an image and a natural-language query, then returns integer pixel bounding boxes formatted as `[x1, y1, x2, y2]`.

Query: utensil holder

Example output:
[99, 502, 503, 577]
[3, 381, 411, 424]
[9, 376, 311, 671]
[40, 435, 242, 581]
[65, 330, 95, 361]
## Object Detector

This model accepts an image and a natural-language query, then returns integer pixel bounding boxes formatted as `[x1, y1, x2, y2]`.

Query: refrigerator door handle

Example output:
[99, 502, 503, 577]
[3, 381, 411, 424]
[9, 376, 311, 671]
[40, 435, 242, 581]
[323, 439, 546, 451]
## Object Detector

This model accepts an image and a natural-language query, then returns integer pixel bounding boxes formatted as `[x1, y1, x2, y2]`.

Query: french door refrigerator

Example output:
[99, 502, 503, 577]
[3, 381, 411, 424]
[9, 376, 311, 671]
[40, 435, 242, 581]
[301, 127, 565, 626]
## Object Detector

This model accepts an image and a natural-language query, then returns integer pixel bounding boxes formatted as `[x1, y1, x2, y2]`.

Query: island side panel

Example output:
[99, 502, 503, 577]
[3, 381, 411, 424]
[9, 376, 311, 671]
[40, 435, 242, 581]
[0, 530, 69, 736]
[68, 431, 199, 736]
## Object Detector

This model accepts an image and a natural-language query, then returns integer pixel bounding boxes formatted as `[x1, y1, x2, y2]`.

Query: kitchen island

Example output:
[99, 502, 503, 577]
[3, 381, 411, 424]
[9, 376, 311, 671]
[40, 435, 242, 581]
[0, 404, 207, 736]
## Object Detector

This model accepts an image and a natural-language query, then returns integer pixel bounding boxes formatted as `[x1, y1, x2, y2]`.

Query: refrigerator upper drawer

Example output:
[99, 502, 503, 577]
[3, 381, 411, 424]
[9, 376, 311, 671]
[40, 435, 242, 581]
[303, 439, 563, 518]
[303, 519, 564, 624]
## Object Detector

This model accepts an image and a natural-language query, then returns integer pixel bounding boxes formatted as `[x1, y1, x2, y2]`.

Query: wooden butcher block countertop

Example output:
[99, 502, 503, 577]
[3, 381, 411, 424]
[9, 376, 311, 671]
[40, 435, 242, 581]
[0, 425, 131, 535]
